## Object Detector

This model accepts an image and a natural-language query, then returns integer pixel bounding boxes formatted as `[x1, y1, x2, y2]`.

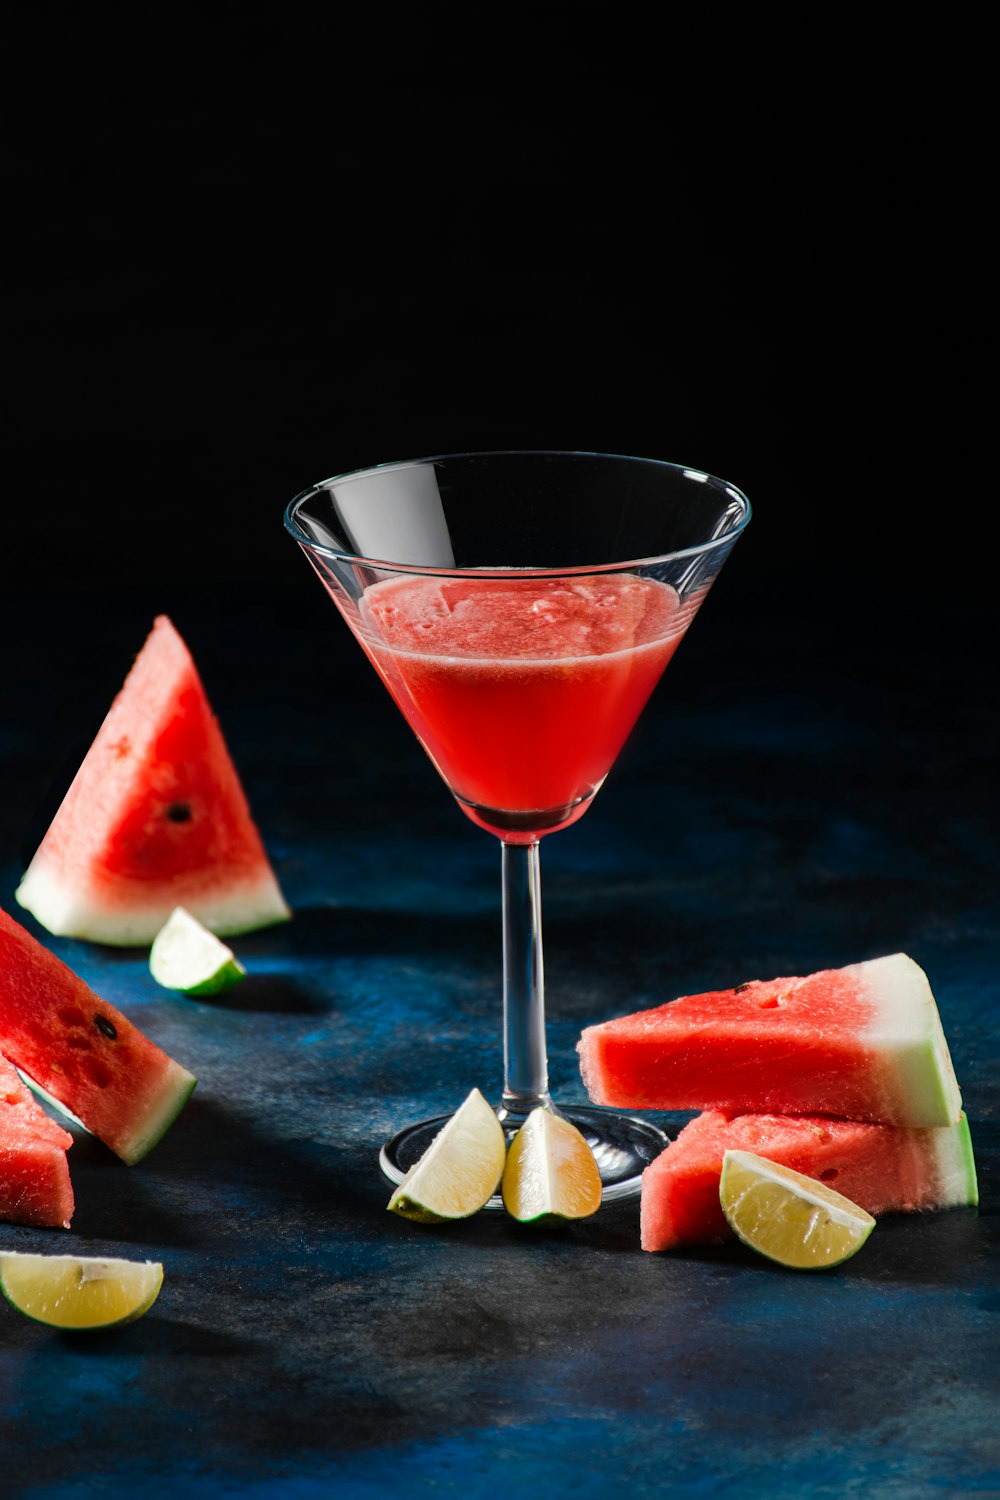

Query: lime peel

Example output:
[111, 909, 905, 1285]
[719, 1148, 876, 1270]
[149, 906, 246, 996]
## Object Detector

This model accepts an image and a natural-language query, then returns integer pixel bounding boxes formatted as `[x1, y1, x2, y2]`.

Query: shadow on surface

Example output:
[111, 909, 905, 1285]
[193, 973, 327, 1015]
[60, 1135, 206, 1249]
[42, 1317, 261, 1359]
[273, 902, 496, 958]
[37, 1091, 390, 1249]
[655, 1205, 993, 1288]
[157, 1094, 391, 1234]
[262, 900, 703, 985]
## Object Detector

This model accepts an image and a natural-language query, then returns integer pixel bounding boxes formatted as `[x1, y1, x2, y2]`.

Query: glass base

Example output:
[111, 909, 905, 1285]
[454, 790, 596, 843]
[379, 1103, 668, 1208]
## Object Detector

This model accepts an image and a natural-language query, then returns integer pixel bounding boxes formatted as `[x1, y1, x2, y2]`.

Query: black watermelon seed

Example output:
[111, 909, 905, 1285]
[165, 802, 192, 823]
[94, 1014, 118, 1040]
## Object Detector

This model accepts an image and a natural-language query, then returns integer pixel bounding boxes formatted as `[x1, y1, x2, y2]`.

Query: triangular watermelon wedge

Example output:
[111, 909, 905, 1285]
[0, 904, 195, 1165]
[16, 615, 290, 946]
[578, 953, 964, 1127]
[0, 1050, 75, 1229]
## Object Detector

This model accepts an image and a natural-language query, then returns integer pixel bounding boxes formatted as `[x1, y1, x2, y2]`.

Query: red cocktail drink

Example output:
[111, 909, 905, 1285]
[355, 573, 692, 840]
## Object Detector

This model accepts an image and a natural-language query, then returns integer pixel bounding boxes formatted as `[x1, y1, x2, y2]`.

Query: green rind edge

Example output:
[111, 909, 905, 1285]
[946, 1112, 979, 1207]
[118, 1067, 198, 1166]
[960, 1114, 980, 1206]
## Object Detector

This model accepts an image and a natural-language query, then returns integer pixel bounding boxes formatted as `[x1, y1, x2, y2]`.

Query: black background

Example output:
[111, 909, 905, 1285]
[4, 9, 978, 567]
[0, 5, 985, 753]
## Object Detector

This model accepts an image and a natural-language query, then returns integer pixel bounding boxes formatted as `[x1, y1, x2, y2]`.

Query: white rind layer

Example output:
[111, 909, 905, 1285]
[15, 859, 291, 948]
[854, 953, 964, 1126]
[933, 1113, 979, 1207]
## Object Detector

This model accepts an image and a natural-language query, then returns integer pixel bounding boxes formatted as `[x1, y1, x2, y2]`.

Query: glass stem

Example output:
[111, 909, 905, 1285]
[499, 839, 554, 1127]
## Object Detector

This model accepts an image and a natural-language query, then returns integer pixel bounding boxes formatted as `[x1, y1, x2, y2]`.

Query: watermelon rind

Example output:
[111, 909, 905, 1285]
[15, 863, 290, 949]
[116, 1058, 198, 1166]
[858, 954, 964, 1128]
[935, 1112, 979, 1208]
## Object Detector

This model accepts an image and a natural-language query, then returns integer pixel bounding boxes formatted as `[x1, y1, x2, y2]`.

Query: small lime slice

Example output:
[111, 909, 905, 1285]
[388, 1088, 507, 1222]
[149, 906, 246, 996]
[0, 1252, 164, 1330]
[719, 1149, 877, 1269]
[501, 1107, 602, 1224]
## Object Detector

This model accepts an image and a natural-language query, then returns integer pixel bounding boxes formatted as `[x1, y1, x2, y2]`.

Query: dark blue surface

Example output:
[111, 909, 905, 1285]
[0, 572, 996, 1499]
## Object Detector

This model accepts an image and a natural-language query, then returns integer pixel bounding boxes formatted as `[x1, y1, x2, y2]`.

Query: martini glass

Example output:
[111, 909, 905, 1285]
[284, 451, 750, 1203]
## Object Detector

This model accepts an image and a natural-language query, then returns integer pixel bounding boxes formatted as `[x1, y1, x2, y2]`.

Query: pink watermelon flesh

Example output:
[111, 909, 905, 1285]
[0, 1051, 75, 1229]
[640, 1109, 978, 1252]
[577, 953, 963, 1127]
[15, 614, 290, 946]
[0, 904, 196, 1165]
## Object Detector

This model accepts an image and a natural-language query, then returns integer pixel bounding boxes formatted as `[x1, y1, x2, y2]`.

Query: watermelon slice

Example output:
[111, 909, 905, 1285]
[0, 905, 196, 1165]
[15, 614, 291, 946]
[577, 953, 963, 1127]
[0, 1051, 75, 1229]
[641, 1109, 979, 1252]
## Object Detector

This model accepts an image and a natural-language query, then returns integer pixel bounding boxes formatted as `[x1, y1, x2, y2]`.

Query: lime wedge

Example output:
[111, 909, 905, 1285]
[149, 906, 246, 996]
[387, 1088, 506, 1222]
[719, 1149, 877, 1269]
[0, 1252, 164, 1330]
[501, 1107, 602, 1224]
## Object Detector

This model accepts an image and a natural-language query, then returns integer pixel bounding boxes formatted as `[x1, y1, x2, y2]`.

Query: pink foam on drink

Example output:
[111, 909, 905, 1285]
[362, 574, 681, 660]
